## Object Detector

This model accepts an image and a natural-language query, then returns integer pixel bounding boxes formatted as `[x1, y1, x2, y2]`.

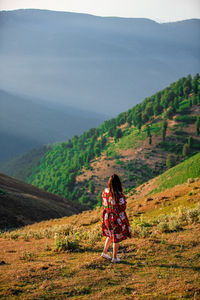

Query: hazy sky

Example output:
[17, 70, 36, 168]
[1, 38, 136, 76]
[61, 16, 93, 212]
[0, 0, 200, 22]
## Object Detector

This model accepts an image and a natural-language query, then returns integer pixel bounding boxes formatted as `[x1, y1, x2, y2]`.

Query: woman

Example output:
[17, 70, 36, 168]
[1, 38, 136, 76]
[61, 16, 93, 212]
[101, 174, 132, 263]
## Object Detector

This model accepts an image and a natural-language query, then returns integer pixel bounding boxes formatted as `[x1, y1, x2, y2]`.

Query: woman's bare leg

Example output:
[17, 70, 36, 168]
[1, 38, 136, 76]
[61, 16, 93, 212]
[113, 242, 119, 258]
[103, 237, 112, 254]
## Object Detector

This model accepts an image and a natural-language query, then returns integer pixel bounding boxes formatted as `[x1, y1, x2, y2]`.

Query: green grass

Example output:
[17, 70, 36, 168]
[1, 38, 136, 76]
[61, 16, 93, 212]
[149, 152, 200, 195]
[107, 122, 162, 152]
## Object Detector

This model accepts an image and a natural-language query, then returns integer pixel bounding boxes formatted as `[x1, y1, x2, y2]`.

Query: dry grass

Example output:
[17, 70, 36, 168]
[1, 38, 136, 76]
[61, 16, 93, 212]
[0, 179, 200, 299]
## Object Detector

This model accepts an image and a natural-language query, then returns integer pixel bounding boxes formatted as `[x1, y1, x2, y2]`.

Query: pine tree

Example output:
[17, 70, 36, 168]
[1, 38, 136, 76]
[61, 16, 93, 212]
[195, 116, 200, 136]
[166, 154, 175, 169]
[182, 144, 190, 157]
[188, 136, 193, 149]
[162, 119, 168, 142]
[89, 181, 95, 194]
[114, 128, 123, 141]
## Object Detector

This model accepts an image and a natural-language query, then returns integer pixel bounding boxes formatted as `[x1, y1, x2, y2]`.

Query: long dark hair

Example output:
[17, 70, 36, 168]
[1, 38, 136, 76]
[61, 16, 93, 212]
[108, 174, 123, 203]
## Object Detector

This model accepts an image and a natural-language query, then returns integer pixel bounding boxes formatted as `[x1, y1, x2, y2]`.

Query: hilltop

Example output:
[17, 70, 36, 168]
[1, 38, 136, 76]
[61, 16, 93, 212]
[0, 160, 199, 299]
[0, 173, 87, 230]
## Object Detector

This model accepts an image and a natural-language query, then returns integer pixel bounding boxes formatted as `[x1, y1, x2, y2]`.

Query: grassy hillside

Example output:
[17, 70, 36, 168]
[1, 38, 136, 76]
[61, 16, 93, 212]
[24, 74, 200, 207]
[149, 152, 200, 195]
[0, 173, 87, 230]
[0, 172, 199, 299]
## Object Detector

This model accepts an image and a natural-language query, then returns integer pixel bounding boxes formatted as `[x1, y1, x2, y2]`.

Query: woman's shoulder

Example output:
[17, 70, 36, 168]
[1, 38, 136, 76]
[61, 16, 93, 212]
[103, 188, 109, 196]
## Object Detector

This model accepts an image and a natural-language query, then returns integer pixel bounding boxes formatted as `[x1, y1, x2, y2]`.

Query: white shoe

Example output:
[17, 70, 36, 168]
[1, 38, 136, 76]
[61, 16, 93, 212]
[111, 257, 121, 263]
[101, 252, 111, 259]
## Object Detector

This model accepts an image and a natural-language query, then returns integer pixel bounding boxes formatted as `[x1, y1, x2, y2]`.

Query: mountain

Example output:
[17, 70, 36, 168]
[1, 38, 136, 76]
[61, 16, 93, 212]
[0, 172, 87, 230]
[0, 144, 51, 181]
[0, 165, 199, 298]
[0, 89, 107, 163]
[3, 74, 199, 207]
[0, 9, 199, 115]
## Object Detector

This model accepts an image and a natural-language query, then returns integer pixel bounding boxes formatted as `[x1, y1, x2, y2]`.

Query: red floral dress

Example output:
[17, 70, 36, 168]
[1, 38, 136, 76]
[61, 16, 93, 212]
[101, 188, 132, 243]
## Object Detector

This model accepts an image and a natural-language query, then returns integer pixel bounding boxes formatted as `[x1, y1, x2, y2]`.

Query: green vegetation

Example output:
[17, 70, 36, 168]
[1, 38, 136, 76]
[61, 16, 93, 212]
[133, 204, 200, 238]
[196, 116, 200, 136]
[162, 119, 168, 142]
[182, 143, 190, 157]
[150, 153, 200, 194]
[26, 74, 200, 207]
[175, 115, 196, 124]
[166, 154, 176, 169]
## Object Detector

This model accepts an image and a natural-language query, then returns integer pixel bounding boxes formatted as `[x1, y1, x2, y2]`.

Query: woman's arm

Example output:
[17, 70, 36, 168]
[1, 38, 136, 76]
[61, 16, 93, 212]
[101, 190, 108, 207]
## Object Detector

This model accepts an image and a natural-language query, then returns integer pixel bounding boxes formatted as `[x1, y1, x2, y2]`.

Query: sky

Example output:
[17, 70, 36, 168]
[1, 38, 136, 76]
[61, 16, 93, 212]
[0, 0, 200, 23]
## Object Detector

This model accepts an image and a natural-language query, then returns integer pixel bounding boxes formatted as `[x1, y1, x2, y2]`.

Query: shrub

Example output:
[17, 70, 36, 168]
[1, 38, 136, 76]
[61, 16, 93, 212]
[20, 252, 36, 261]
[85, 225, 102, 246]
[187, 208, 199, 224]
[158, 221, 170, 233]
[133, 224, 151, 238]
[168, 220, 182, 231]
[177, 207, 189, 225]
[54, 233, 80, 252]
[132, 217, 152, 238]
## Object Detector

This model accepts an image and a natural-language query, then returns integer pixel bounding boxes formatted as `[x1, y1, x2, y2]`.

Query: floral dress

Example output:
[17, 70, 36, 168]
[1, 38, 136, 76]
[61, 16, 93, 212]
[101, 188, 132, 243]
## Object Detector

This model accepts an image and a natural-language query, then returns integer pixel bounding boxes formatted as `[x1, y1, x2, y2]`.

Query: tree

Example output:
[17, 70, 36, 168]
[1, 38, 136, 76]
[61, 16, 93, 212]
[108, 127, 115, 137]
[188, 136, 193, 149]
[191, 94, 197, 106]
[141, 110, 149, 123]
[100, 136, 107, 148]
[195, 116, 200, 136]
[96, 191, 102, 207]
[166, 154, 175, 169]
[149, 136, 152, 145]
[114, 128, 123, 141]
[146, 125, 151, 137]
[153, 102, 162, 115]
[162, 119, 168, 142]
[146, 126, 152, 144]
[166, 107, 174, 119]
[192, 73, 200, 93]
[182, 144, 190, 157]
[127, 114, 132, 126]
[94, 143, 101, 156]
[183, 74, 192, 97]
[79, 191, 88, 204]
[89, 181, 95, 194]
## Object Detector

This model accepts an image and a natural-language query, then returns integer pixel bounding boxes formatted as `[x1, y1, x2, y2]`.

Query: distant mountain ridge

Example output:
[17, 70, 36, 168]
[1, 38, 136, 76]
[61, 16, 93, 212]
[0, 9, 199, 115]
[0, 89, 107, 163]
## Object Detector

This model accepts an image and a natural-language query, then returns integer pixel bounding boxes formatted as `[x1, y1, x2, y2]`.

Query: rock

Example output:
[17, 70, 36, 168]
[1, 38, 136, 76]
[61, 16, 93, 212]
[188, 178, 194, 184]
[146, 197, 153, 201]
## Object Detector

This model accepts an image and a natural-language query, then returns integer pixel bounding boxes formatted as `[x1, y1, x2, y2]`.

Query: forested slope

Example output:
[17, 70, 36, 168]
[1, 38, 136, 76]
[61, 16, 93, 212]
[3, 74, 200, 208]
